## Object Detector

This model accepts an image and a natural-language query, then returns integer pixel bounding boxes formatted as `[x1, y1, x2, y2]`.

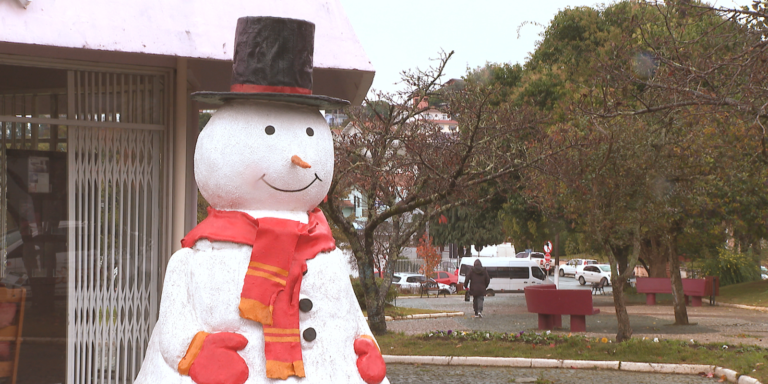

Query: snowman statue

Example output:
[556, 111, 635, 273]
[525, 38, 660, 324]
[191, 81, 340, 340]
[135, 17, 388, 384]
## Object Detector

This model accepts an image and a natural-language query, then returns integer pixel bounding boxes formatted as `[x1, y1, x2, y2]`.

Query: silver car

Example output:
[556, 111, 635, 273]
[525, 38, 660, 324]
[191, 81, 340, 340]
[575, 264, 612, 286]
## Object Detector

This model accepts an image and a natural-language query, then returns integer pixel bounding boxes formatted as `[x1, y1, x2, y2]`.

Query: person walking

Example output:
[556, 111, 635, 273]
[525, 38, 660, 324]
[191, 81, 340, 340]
[464, 259, 490, 318]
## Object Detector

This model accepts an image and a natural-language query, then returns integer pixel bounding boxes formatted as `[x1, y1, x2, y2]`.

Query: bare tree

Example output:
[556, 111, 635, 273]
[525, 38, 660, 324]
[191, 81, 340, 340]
[320, 51, 550, 334]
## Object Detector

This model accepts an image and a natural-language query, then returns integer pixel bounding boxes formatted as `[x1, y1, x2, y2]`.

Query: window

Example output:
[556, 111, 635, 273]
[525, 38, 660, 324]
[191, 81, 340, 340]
[460, 265, 471, 276]
[531, 267, 546, 280]
[510, 267, 530, 279]
[439, 272, 449, 279]
[487, 267, 510, 279]
[599, 265, 611, 272]
[392, 276, 401, 282]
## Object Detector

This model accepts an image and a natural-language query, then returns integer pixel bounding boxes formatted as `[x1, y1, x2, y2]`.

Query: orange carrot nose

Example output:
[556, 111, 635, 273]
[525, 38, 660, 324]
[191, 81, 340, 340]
[291, 155, 311, 169]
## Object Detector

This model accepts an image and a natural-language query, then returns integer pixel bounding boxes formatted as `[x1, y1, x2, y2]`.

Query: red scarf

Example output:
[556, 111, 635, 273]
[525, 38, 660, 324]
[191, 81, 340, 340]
[181, 207, 336, 380]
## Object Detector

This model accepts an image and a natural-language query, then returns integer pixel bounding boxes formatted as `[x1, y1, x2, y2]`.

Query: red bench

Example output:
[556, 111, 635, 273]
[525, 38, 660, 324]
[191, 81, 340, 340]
[524, 285, 600, 332]
[635, 277, 718, 307]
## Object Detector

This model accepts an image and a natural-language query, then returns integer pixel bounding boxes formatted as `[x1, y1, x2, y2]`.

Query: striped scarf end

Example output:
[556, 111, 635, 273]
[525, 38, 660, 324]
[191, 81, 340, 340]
[239, 298, 273, 325]
[266, 360, 305, 379]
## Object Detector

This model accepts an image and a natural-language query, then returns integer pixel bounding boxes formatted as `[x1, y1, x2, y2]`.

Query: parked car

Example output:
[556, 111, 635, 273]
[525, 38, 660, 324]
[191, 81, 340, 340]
[429, 271, 460, 293]
[392, 273, 451, 293]
[575, 264, 612, 286]
[761, 266, 767, 280]
[559, 258, 598, 277]
[515, 251, 547, 268]
[392, 273, 425, 289]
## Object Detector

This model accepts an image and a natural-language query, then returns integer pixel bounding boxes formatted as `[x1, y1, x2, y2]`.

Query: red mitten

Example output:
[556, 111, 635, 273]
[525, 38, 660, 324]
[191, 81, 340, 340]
[354, 337, 386, 384]
[189, 332, 249, 384]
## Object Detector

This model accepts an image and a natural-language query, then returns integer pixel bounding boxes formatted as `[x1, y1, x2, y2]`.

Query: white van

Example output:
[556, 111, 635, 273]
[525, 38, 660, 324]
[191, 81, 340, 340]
[458, 257, 551, 294]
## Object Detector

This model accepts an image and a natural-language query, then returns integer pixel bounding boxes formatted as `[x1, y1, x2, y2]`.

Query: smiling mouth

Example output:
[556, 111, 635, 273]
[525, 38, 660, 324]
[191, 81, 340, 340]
[260, 173, 322, 193]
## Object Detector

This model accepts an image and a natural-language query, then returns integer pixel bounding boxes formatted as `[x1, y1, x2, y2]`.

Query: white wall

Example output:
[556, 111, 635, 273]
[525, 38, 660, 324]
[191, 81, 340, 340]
[0, 0, 374, 104]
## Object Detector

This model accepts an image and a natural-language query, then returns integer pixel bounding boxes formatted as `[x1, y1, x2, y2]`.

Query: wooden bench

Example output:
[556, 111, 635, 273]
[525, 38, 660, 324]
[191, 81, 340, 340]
[636, 277, 720, 307]
[0, 287, 26, 384]
[635, 278, 716, 307]
[524, 285, 600, 332]
[419, 281, 448, 298]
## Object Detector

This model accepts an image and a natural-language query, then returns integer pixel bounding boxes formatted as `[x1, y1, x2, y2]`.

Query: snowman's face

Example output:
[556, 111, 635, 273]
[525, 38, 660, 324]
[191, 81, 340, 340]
[195, 100, 333, 213]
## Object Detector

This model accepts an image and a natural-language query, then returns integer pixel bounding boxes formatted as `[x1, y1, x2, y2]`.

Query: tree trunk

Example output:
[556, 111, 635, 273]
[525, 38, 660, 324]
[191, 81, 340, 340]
[359, 261, 388, 335]
[365, 300, 387, 335]
[667, 238, 689, 325]
[356, 230, 389, 334]
[608, 249, 633, 342]
[600, 226, 642, 342]
[611, 276, 633, 342]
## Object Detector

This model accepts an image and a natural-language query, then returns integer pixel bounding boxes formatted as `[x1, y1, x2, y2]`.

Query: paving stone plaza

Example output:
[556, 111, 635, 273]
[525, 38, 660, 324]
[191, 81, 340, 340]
[387, 364, 720, 384]
[382, 278, 767, 383]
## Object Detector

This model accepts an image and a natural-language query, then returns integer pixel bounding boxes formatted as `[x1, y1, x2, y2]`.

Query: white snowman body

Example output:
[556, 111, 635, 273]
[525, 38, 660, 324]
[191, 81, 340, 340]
[135, 100, 389, 384]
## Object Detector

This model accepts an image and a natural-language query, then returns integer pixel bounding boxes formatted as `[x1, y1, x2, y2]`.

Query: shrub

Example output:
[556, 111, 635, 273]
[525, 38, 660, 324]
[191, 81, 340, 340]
[350, 277, 398, 310]
[699, 248, 761, 286]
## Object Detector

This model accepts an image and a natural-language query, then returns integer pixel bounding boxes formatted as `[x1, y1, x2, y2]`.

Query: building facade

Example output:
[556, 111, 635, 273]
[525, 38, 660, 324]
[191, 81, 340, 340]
[0, 1, 373, 382]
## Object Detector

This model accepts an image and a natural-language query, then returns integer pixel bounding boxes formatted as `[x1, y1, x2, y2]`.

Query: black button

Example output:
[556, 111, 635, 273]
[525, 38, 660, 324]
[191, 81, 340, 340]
[299, 298, 313, 312]
[303, 328, 316, 342]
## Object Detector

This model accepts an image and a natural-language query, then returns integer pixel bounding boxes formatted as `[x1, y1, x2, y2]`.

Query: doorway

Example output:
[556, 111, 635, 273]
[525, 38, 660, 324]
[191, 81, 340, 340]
[0, 61, 170, 384]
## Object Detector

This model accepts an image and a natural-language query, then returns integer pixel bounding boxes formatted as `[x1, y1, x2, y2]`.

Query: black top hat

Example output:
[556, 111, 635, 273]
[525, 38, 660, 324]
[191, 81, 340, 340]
[192, 17, 350, 109]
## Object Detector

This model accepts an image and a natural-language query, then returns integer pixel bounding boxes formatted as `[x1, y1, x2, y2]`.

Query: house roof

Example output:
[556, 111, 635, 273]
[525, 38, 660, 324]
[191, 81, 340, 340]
[0, 0, 374, 104]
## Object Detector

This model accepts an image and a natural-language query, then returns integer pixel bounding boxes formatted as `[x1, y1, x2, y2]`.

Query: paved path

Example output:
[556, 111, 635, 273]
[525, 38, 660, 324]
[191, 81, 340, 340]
[387, 364, 719, 383]
[389, 277, 768, 347]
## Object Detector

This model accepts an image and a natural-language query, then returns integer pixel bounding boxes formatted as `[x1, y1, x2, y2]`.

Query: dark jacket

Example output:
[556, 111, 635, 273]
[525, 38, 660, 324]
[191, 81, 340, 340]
[464, 264, 490, 296]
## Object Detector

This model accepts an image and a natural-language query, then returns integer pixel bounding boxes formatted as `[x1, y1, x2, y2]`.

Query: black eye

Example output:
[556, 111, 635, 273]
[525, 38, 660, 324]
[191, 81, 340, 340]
[265, 125, 275, 135]
[306, 127, 314, 137]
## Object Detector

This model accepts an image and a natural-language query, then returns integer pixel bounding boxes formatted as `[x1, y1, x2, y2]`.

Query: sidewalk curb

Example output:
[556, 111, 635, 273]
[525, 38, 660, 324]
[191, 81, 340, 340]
[717, 302, 768, 313]
[395, 295, 464, 300]
[364, 312, 465, 322]
[382, 355, 763, 384]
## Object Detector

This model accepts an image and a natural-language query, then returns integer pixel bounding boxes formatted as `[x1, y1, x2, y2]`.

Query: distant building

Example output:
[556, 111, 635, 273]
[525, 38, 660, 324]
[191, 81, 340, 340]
[324, 109, 349, 127]
[413, 94, 458, 132]
[419, 107, 458, 132]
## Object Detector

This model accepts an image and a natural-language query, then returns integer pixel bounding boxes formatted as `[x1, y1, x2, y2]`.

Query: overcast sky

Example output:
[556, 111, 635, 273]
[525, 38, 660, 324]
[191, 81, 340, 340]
[338, 0, 752, 95]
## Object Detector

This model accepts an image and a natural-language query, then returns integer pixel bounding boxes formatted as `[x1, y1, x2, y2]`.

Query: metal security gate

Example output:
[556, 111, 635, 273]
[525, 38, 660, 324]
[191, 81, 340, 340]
[67, 70, 168, 384]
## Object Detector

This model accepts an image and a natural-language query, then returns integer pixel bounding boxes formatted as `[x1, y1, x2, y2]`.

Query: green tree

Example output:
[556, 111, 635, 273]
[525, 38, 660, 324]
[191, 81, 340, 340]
[428, 185, 506, 255]
[512, 1, 707, 337]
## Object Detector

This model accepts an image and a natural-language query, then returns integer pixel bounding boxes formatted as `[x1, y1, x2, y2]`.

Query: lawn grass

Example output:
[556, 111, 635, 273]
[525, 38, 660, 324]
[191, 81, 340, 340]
[621, 279, 768, 308]
[377, 331, 768, 382]
[361, 305, 446, 318]
[717, 279, 768, 308]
